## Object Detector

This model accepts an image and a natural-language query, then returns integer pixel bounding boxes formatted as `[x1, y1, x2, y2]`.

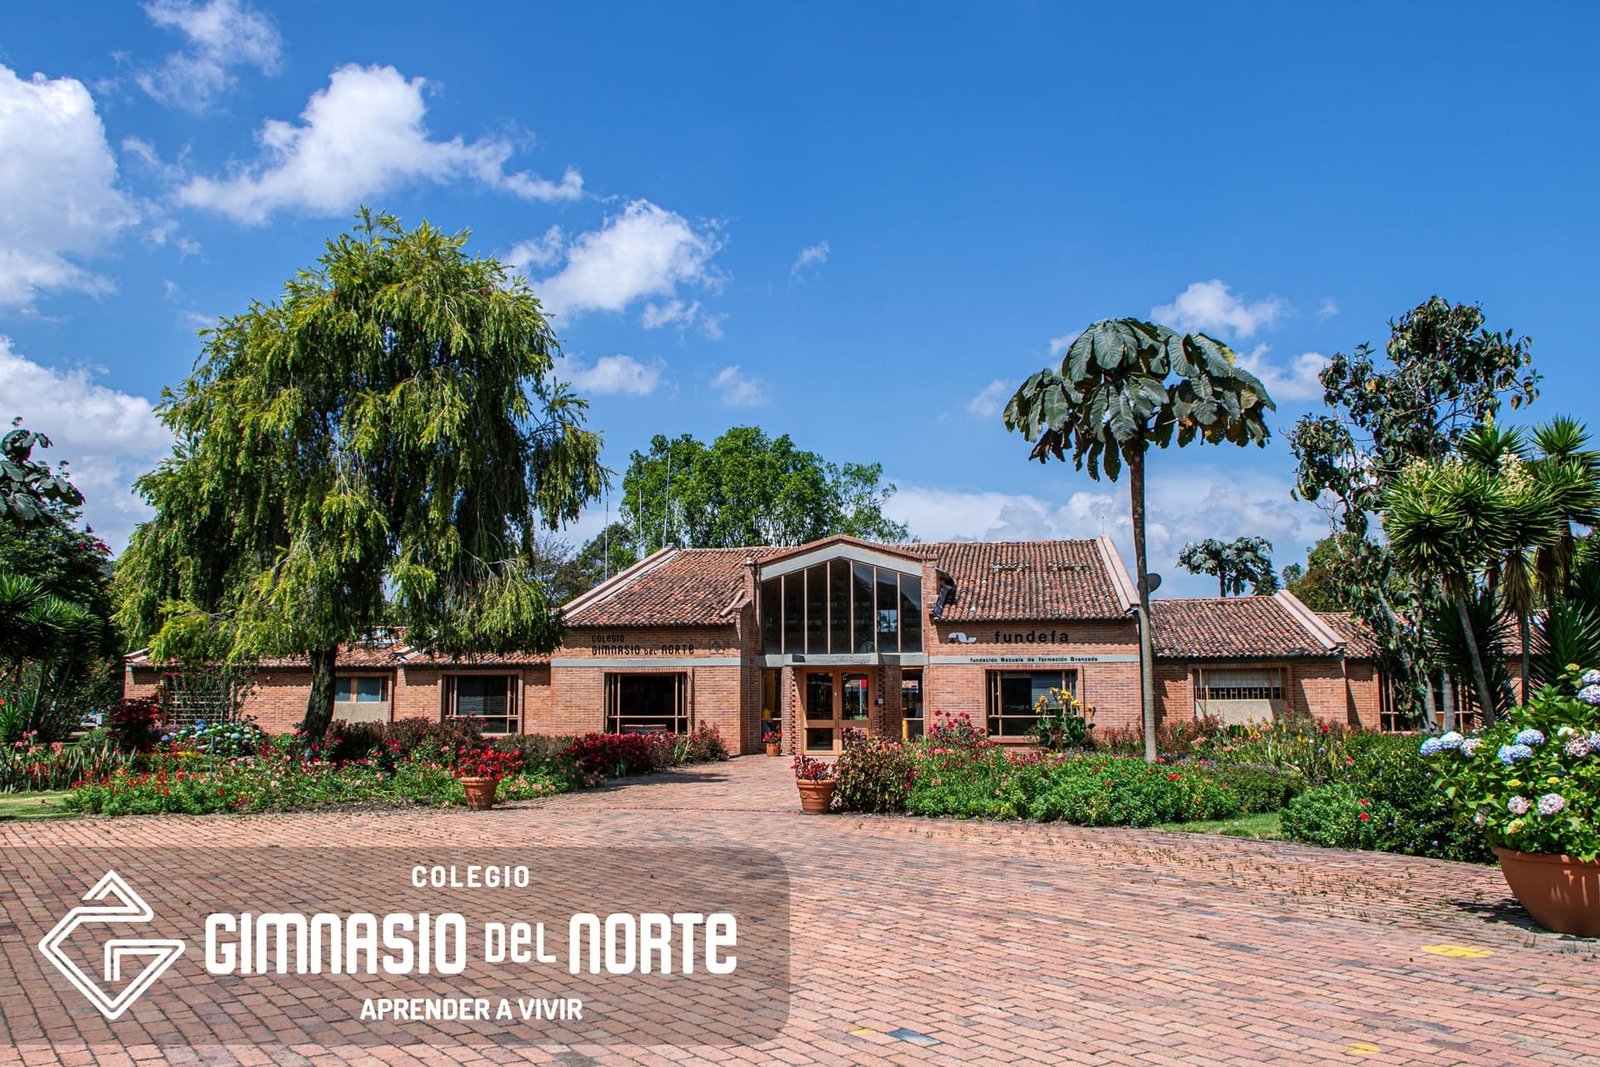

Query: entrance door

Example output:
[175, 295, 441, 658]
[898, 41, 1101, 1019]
[802, 669, 873, 753]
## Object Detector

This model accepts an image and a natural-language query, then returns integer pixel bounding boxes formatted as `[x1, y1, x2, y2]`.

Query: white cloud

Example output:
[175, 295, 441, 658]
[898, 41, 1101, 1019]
[790, 240, 829, 277]
[967, 379, 1012, 418]
[710, 365, 767, 407]
[641, 298, 700, 330]
[138, 0, 282, 111]
[1236, 343, 1329, 402]
[1317, 297, 1339, 319]
[503, 225, 565, 275]
[535, 200, 720, 320]
[1152, 279, 1285, 339]
[1048, 331, 1081, 357]
[558, 354, 663, 397]
[0, 65, 139, 307]
[0, 337, 172, 551]
[885, 462, 1329, 597]
[177, 64, 582, 224]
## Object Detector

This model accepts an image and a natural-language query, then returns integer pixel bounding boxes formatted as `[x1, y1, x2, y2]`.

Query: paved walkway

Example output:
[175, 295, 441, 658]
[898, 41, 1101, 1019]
[3, 756, 1599, 1065]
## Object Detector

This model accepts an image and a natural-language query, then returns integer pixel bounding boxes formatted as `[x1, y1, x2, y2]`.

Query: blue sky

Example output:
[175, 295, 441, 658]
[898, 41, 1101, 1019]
[1, 2, 1597, 596]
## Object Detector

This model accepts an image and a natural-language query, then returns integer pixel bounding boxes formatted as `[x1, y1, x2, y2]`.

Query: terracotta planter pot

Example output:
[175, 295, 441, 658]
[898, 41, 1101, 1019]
[796, 778, 836, 814]
[460, 776, 500, 811]
[764, 742, 782, 757]
[1495, 847, 1600, 937]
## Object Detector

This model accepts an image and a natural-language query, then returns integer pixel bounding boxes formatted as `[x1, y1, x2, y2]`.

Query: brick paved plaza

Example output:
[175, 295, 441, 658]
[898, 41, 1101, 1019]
[3, 757, 1598, 1066]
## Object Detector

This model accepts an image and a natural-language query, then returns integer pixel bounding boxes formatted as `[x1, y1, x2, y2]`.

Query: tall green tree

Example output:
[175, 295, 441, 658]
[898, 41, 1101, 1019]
[1, 420, 84, 527]
[117, 211, 605, 740]
[0, 445, 116, 742]
[1177, 536, 1278, 596]
[1004, 318, 1275, 762]
[1382, 460, 1513, 724]
[621, 427, 908, 553]
[1289, 296, 1538, 724]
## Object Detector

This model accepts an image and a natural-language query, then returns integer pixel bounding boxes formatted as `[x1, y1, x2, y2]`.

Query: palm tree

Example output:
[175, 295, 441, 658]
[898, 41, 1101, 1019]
[1460, 424, 1560, 704]
[1004, 319, 1274, 761]
[1382, 461, 1513, 724]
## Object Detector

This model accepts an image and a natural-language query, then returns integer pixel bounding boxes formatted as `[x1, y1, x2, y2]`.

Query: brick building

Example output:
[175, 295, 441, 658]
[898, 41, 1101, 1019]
[124, 535, 1388, 753]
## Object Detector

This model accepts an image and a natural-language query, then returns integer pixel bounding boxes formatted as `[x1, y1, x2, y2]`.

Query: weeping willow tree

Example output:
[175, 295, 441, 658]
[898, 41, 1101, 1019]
[117, 210, 604, 740]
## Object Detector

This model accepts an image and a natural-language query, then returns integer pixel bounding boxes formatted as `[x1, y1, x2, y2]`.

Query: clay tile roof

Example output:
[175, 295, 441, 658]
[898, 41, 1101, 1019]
[125, 632, 550, 670]
[1151, 597, 1335, 659]
[922, 540, 1130, 622]
[1315, 611, 1381, 661]
[563, 547, 775, 628]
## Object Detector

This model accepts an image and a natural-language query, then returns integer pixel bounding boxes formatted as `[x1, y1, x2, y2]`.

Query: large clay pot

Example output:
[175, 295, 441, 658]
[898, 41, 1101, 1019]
[1494, 847, 1600, 937]
[460, 776, 500, 811]
[765, 742, 782, 757]
[796, 778, 836, 814]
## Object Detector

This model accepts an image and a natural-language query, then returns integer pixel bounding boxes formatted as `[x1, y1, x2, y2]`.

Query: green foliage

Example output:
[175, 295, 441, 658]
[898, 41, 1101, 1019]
[1281, 784, 1399, 850]
[1177, 536, 1278, 596]
[1030, 687, 1094, 751]
[1, 420, 84, 526]
[115, 211, 605, 737]
[621, 427, 909, 554]
[0, 733, 130, 793]
[1284, 534, 1383, 613]
[65, 722, 729, 816]
[1424, 666, 1600, 861]
[833, 730, 915, 814]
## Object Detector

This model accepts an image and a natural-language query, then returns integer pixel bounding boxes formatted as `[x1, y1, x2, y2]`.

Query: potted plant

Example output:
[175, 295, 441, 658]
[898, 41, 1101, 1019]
[455, 746, 524, 811]
[792, 754, 836, 814]
[763, 726, 782, 757]
[1425, 664, 1600, 936]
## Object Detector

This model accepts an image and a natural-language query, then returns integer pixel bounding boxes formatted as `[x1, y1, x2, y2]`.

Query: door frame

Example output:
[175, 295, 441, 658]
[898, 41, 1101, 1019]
[801, 668, 874, 753]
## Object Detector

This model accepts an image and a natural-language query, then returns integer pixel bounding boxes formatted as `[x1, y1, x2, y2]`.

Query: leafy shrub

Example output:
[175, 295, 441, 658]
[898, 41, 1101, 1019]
[1211, 764, 1304, 813]
[312, 720, 388, 763]
[0, 733, 130, 792]
[670, 724, 730, 764]
[1281, 783, 1399, 850]
[382, 717, 484, 764]
[1423, 665, 1600, 861]
[164, 718, 267, 759]
[1031, 690, 1094, 751]
[107, 696, 163, 753]
[1346, 734, 1489, 862]
[834, 732, 914, 813]
[568, 732, 672, 778]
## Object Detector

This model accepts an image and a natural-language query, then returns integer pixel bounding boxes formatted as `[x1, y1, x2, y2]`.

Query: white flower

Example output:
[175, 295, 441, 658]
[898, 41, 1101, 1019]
[1460, 738, 1483, 757]
[1507, 795, 1532, 815]
[1537, 793, 1566, 816]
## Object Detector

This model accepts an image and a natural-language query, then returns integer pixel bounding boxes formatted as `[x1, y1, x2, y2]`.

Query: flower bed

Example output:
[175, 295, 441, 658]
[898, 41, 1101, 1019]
[65, 720, 729, 817]
[829, 718, 1300, 826]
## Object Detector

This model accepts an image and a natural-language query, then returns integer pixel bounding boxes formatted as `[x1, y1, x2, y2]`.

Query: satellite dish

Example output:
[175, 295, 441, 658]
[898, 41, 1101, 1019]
[1139, 572, 1163, 595]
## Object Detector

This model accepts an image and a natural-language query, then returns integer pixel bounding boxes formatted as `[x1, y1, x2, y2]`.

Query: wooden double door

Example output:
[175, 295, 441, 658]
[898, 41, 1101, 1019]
[802, 669, 873, 754]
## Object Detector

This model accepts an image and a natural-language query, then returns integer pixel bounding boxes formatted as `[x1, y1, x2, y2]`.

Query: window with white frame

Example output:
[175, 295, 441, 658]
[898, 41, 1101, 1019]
[335, 676, 388, 703]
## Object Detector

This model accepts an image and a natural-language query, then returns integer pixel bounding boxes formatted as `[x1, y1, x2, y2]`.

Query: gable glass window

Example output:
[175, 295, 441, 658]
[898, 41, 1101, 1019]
[446, 675, 518, 735]
[759, 559, 923, 656]
[335, 677, 387, 703]
[986, 670, 1077, 738]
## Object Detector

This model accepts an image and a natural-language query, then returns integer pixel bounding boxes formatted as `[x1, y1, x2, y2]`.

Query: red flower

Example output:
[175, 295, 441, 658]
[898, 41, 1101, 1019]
[1166, 773, 1181, 781]
[1358, 811, 1370, 822]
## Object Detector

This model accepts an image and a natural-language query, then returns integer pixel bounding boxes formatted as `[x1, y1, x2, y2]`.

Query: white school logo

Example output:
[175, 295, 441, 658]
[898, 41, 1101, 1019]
[37, 870, 185, 1020]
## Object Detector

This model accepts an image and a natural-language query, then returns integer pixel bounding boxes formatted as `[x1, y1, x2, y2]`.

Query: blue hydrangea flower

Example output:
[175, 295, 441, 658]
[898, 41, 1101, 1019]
[1438, 731, 1465, 750]
[1565, 736, 1592, 759]
[1579, 685, 1600, 706]
[1537, 793, 1566, 816]
[1419, 737, 1444, 756]
[1498, 743, 1534, 765]
[1582, 669, 1600, 686]
[1514, 728, 1545, 747]
[1507, 795, 1531, 815]
[1589, 731, 1600, 752]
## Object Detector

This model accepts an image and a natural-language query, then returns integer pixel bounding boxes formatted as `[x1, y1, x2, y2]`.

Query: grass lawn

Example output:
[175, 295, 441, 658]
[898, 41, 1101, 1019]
[1157, 811, 1283, 840]
[0, 791, 74, 821]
